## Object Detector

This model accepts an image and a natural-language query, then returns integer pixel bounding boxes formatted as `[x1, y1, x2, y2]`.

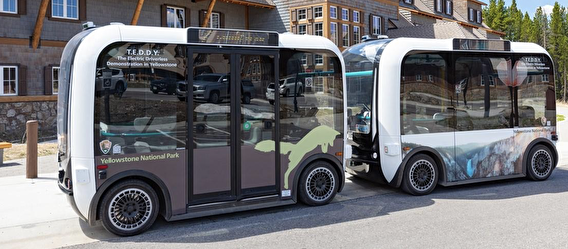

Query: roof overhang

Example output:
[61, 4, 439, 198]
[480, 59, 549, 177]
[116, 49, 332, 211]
[195, 0, 275, 9]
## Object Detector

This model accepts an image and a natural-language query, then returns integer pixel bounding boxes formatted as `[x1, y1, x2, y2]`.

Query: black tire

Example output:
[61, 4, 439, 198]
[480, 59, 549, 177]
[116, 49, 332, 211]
[152, 90, 159, 94]
[209, 91, 220, 103]
[527, 144, 554, 181]
[167, 92, 173, 95]
[297, 87, 303, 96]
[401, 154, 438, 195]
[284, 89, 289, 97]
[114, 82, 125, 98]
[242, 94, 251, 104]
[269, 100, 274, 105]
[178, 97, 186, 102]
[298, 161, 339, 206]
[100, 180, 159, 236]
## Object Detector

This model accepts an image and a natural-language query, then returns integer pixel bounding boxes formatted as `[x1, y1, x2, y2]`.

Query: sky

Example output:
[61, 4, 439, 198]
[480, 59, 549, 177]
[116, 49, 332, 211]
[479, 0, 558, 17]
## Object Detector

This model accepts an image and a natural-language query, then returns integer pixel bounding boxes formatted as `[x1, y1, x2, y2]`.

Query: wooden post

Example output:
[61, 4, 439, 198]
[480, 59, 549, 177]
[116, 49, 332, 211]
[202, 0, 217, 28]
[26, 120, 38, 179]
[32, 0, 50, 49]
[131, 0, 145, 25]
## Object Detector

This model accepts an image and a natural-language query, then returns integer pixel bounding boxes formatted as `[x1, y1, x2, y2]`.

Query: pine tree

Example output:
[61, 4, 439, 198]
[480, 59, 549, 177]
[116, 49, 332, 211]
[491, 0, 508, 32]
[533, 7, 549, 48]
[549, 3, 564, 99]
[520, 12, 533, 42]
[484, 0, 497, 28]
[505, 0, 522, 41]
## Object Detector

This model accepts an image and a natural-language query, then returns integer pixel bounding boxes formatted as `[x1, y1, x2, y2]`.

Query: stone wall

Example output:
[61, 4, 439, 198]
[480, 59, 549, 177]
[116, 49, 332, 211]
[0, 101, 57, 142]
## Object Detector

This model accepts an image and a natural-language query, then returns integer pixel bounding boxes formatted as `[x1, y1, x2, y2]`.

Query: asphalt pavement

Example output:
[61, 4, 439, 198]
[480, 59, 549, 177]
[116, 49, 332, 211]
[1, 106, 568, 248]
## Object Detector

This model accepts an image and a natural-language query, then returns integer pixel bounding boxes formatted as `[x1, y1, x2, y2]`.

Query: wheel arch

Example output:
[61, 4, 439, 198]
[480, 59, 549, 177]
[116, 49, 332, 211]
[390, 146, 448, 188]
[291, 153, 344, 202]
[88, 170, 172, 226]
[522, 138, 559, 174]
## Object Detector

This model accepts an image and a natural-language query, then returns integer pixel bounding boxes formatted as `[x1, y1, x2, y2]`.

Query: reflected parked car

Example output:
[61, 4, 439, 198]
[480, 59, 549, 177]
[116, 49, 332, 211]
[95, 68, 127, 97]
[177, 74, 255, 104]
[150, 77, 179, 95]
[278, 77, 303, 97]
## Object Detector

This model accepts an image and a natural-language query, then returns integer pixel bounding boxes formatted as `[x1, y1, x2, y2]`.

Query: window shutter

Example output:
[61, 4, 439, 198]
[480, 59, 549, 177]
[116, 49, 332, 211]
[185, 8, 190, 27]
[199, 9, 205, 27]
[47, 1, 51, 17]
[161, 5, 167, 27]
[360, 11, 364, 25]
[307, 7, 313, 20]
[18, 0, 26, 15]
[369, 14, 373, 34]
[306, 53, 313, 66]
[291, 9, 297, 22]
[220, 12, 225, 28]
[337, 7, 342, 20]
[79, 0, 86, 21]
[291, 25, 297, 34]
[450, 1, 453, 16]
[307, 23, 313, 35]
[381, 17, 385, 35]
[44, 66, 53, 95]
[18, 65, 27, 96]
[349, 10, 353, 22]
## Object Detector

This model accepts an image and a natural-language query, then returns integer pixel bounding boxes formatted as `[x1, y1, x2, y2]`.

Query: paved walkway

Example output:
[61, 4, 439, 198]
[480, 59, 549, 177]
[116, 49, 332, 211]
[0, 155, 58, 177]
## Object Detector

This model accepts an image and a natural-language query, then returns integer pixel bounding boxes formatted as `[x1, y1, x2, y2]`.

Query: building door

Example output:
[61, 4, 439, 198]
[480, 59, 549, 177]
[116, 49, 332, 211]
[188, 47, 279, 205]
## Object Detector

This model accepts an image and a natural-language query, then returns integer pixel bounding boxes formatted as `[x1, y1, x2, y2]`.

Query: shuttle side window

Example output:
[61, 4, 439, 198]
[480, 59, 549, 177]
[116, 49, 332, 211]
[94, 43, 187, 156]
[401, 53, 453, 135]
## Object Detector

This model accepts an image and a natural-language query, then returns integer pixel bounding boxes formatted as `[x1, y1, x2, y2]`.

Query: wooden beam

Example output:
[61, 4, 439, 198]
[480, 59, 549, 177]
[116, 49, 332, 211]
[245, 6, 249, 29]
[32, 0, 50, 49]
[0, 95, 57, 103]
[202, 0, 217, 28]
[131, 0, 145, 25]
[0, 37, 67, 47]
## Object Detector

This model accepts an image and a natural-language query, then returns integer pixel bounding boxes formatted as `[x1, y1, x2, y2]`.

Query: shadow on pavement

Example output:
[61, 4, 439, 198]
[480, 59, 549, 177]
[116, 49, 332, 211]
[79, 168, 568, 244]
[0, 162, 21, 168]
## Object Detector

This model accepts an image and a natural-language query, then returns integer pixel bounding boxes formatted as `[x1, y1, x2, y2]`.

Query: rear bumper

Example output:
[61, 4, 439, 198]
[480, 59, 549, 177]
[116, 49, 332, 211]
[58, 180, 88, 222]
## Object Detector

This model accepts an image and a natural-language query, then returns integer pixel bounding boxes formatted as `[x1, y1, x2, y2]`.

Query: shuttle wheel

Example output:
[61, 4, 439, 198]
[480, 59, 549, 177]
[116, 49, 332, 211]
[298, 161, 338, 206]
[402, 154, 438, 195]
[100, 180, 159, 236]
[527, 144, 554, 181]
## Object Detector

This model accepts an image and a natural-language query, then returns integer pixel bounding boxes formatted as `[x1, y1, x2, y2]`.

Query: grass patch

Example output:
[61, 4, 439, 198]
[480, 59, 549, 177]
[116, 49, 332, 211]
[2, 143, 58, 161]
[558, 114, 566, 122]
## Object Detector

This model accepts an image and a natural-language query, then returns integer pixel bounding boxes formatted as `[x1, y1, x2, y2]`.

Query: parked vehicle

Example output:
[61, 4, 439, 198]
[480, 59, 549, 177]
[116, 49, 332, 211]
[150, 77, 179, 95]
[177, 73, 255, 103]
[95, 68, 127, 97]
[278, 77, 303, 97]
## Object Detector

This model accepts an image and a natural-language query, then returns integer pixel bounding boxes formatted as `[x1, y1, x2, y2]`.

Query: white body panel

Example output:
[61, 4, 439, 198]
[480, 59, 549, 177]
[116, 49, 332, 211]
[67, 25, 347, 218]
[376, 38, 551, 183]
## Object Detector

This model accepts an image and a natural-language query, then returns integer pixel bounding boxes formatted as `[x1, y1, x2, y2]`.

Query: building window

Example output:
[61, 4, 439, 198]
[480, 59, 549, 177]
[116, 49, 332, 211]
[314, 23, 323, 36]
[330, 22, 338, 44]
[314, 76, 324, 93]
[1, 66, 17, 96]
[445, 0, 452, 15]
[315, 54, 323, 65]
[428, 75, 434, 82]
[52, 67, 60, 94]
[210, 12, 220, 28]
[298, 8, 307, 20]
[480, 75, 485, 86]
[342, 8, 349, 21]
[314, 6, 323, 19]
[353, 26, 361, 44]
[353, 11, 360, 23]
[435, 0, 443, 13]
[468, 8, 474, 21]
[476, 10, 482, 23]
[488, 75, 495, 86]
[301, 55, 307, 66]
[52, 0, 78, 19]
[0, 0, 17, 13]
[542, 74, 549, 82]
[416, 74, 422, 81]
[298, 24, 307, 35]
[342, 24, 349, 47]
[166, 6, 185, 28]
[330, 6, 337, 19]
[372, 16, 382, 35]
[403, 0, 413, 4]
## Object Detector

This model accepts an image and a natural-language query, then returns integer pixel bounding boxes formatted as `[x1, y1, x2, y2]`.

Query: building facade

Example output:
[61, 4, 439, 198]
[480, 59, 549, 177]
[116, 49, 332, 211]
[0, 0, 501, 142]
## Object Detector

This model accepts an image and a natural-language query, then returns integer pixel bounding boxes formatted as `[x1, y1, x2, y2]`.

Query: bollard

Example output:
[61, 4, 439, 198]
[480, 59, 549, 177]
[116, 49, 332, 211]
[26, 120, 38, 179]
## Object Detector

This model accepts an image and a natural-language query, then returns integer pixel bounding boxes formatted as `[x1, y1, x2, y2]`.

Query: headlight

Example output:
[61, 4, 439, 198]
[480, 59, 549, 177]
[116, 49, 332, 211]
[196, 86, 205, 90]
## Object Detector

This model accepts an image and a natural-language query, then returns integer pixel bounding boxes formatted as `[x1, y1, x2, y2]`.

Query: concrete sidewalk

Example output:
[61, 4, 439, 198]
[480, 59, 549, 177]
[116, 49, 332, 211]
[0, 155, 58, 177]
[0, 169, 115, 249]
